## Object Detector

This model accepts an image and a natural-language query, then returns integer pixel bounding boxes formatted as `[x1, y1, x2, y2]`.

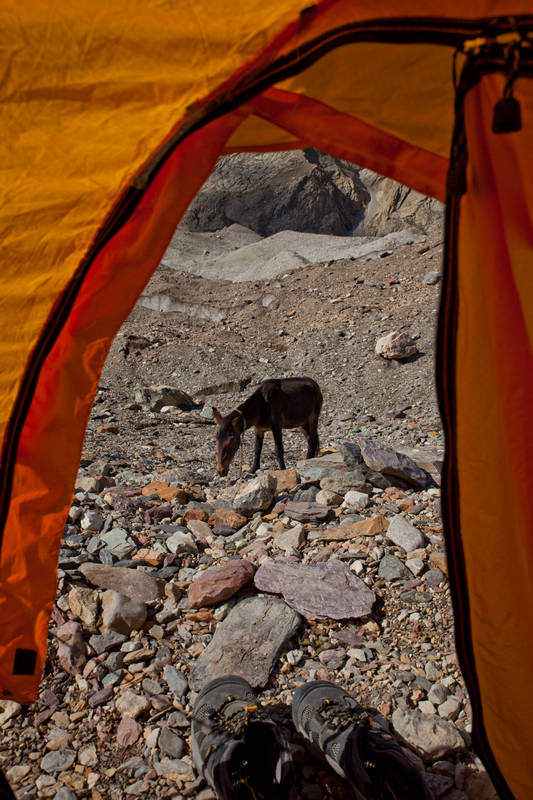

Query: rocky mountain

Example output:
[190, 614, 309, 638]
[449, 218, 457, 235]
[181, 149, 444, 238]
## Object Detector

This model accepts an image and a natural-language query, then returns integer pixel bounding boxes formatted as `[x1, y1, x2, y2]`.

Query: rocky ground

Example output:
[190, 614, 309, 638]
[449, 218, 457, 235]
[0, 230, 499, 800]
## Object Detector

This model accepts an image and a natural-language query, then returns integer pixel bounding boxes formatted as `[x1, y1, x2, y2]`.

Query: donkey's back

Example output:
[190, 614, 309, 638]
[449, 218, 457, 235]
[256, 377, 322, 429]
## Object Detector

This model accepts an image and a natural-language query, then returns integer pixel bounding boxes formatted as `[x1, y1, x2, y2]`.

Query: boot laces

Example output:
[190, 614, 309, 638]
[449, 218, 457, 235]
[208, 699, 268, 737]
[318, 697, 371, 732]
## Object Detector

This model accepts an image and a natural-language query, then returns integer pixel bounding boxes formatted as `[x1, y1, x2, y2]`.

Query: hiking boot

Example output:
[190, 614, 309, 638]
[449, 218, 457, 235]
[191, 675, 294, 800]
[292, 680, 430, 800]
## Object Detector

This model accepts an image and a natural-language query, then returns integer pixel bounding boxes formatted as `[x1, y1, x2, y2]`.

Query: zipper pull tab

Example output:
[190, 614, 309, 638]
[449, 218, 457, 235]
[492, 39, 522, 133]
[492, 95, 521, 133]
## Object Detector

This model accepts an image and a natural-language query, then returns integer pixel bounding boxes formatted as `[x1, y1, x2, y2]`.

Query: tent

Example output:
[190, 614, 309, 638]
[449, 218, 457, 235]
[1, 2, 532, 797]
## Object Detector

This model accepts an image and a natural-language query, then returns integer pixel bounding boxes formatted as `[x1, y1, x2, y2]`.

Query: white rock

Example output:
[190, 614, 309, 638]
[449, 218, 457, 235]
[392, 707, 464, 759]
[343, 490, 370, 509]
[115, 691, 150, 719]
[166, 531, 197, 554]
[347, 648, 367, 662]
[80, 510, 105, 531]
[438, 696, 461, 720]
[101, 590, 147, 635]
[376, 331, 418, 360]
[0, 700, 22, 727]
[286, 649, 304, 665]
[68, 586, 100, 632]
[78, 743, 97, 766]
[386, 515, 425, 552]
[315, 489, 343, 506]
[234, 473, 276, 513]
[144, 727, 160, 749]
[406, 557, 425, 576]
[428, 683, 449, 705]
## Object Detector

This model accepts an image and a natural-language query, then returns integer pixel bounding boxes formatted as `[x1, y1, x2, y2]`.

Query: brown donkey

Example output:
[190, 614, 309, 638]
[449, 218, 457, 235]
[213, 377, 323, 476]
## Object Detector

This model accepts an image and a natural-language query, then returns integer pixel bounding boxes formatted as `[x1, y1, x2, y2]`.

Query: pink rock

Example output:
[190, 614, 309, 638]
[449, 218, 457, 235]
[88, 687, 114, 708]
[283, 501, 330, 522]
[188, 560, 256, 608]
[254, 559, 375, 620]
[57, 641, 87, 675]
[55, 621, 87, 675]
[116, 717, 142, 746]
[239, 540, 270, 565]
[375, 330, 418, 360]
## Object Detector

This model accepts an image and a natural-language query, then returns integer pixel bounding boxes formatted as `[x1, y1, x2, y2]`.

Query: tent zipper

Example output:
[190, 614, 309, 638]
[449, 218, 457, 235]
[438, 28, 533, 800]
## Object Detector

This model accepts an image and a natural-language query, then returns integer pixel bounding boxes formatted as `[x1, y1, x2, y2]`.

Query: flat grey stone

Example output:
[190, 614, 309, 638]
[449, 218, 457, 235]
[189, 596, 301, 691]
[54, 789, 79, 800]
[356, 436, 432, 489]
[153, 757, 193, 777]
[163, 664, 189, 699]
[378, 554, 411, 581]
[319, 469, 372, 495]
[99, 526, 130, 549]
[136, 385, 197, 412]
[89, 630, 128, 654]
[296, 455, 347, 482]
[254, 559, 375, 621]
[158, 727, 185, 758]
[41, 748, 76, 773]
[386, 515, 425, 553]
[80, 563, 165, 602]
[101, 590, 147, 634]
[392, 707, 464, 760]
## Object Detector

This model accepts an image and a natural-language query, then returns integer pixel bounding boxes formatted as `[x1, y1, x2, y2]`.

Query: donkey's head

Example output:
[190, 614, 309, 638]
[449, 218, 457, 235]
[213, 409, 244, 476]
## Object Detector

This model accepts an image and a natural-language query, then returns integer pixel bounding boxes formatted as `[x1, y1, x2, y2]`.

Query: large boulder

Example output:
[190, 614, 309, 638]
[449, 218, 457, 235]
[233, 473, 276, 514]
[355, 169, 444, 236]
[254, 559, 375, 621]
[135, 385, 198, 412]
[189, 596, 301, 691]
[187, 560, 256, 608]
[356, 436, 432, 489]
[180, 150, 369, 236]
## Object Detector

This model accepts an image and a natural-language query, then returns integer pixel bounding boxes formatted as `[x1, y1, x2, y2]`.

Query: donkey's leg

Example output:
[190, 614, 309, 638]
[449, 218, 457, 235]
[307, 416, 320, 459]
[299, 424, 311, 459]
[271, 425, 286, 470]
[251, 430, 264, 473]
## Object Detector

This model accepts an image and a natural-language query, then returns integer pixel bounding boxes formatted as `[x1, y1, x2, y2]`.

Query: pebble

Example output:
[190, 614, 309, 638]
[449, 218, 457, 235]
[117, 717, 143, 746]
[115, 691, 150, 719]
[54, 788, 79, 800]
[163, 664, 189, 699]
[187, 559, 255, 607]
[158, 727, 185, 758]
[0, 700, 22, 727]
[41, 749, 76, 774]
[386, 515, 425, 552]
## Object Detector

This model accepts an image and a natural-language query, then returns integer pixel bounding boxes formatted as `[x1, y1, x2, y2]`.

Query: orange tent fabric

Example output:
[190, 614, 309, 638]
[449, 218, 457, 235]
[1, 3, 532, 797]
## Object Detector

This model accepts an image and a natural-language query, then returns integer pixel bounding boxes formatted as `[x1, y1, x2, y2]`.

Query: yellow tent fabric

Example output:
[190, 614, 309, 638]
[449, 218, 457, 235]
[1, 3, 532, 797]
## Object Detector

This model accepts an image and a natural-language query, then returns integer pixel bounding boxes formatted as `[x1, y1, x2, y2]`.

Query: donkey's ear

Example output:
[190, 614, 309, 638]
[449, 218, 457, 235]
[213, 408, 222, 425]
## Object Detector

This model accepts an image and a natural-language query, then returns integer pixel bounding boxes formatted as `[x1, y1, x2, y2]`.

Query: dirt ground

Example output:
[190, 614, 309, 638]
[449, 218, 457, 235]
[90, 233, 444, 475]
